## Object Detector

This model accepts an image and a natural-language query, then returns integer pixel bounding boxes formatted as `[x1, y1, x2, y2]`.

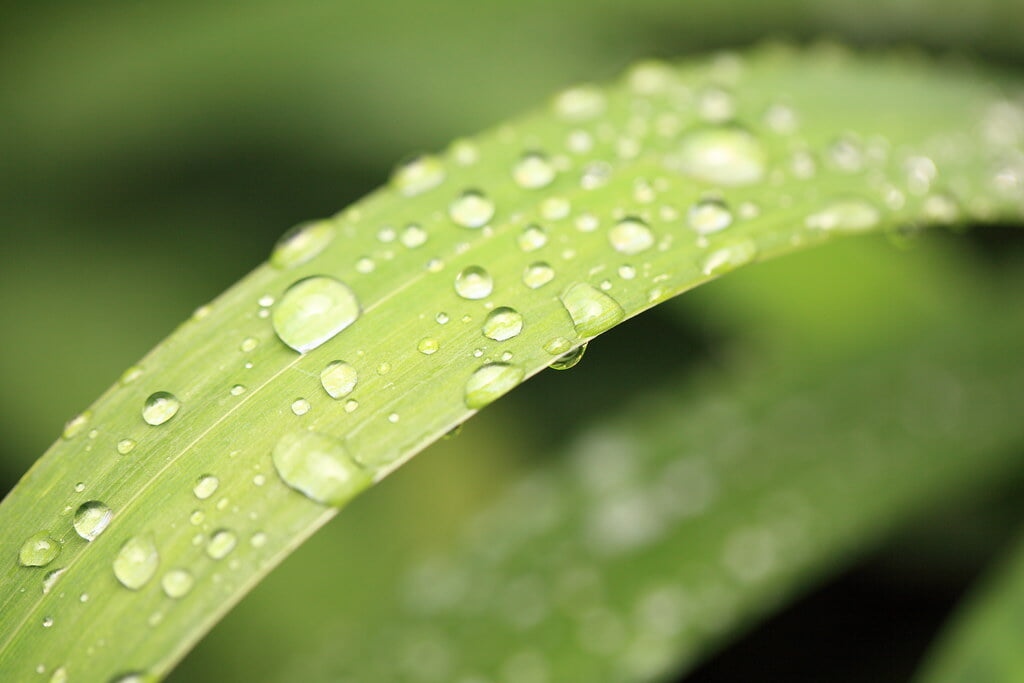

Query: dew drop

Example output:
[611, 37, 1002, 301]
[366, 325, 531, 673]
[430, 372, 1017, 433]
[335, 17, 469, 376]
[270, 220, 335, 269]
[193, 475, 219, 500]
[544, 337, 572, 355]
[74, 482, 86, 492]
[701, 239, 758, 276]
[454, 266, 494, 300]
[669, 125, 767, 186]
[523, 262, 555, 289]
[291, 398, 311, 416]
[687, 198, 734, 235]
[142, 392, 180, 426]
[62, 411, 91, 440]
[206, 530, 237, 560]
[120, 365, 144, 386]
[272, 276, 361, 353]
[230, 384, 246, 396]
[19, 532, 61, 567]
[435, 312, 450, 324]
[482, 307, 524, 341]
[42, 616, 54, 628]
[518, 224, 548, 252]
[49, 667, 67, 683]
[417, 337, 440, 355]
[609, 217, 655, 255]
[550, 342, 588, 370]
[806, 199, 880, 233]
[553, 86, 606, 121]
[540, 196, 571, 220]
[272, 431, 372, 506]
[251, 531, 268, 548]
[42, 568, 66, 594]
[464, 363, 525, 410]
[161, 568, 194, 598]
[392, 154, 446, 196]
[73, 501, 113, 541]
[449, 190, 495, 228]
[560, 283, 626, 337]
[401, 223, 428, 248]
[320, 361, 358, 399]
[513, 152, 556, 189]
[110, 673, 154, 683]
[344, 399, 359, 413]
[113, 535, 159, 590]
[117, 439, 137, 455]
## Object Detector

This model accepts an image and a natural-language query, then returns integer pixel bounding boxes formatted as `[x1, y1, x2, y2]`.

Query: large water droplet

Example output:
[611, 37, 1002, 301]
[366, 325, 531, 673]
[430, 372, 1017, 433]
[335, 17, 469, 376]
[454, 266, 494, 300]
[464, 363, 525, 410]
[113, 535, 159, 590]
[142, 392, 180, 426]
[449, 190, 495, 228]
[482, 307, 524, 341]
[270, 221, 335, 269]
[161, 568, 194, 598]
[272, 431, 372, 506]
[272, 276, 361, 353]
[609, 217, 655, 255]
[523, 262, 555, 289]
[669, 125, 767, 186]
[701, 239, 758, 276]
[687, 198, 734, 235]
[19, 532, 61, 567]
[513, 152, 556, 189]
[73, 501, 112, 541]
[206, 530, 238, 560]
[550, 342, 588, 370]
[193, 475, 219, 500]
[392, 154, 446, 196]
[805, 199, 880, 233]
[560, 283, 626, 337]
[320, 361, 358, 399]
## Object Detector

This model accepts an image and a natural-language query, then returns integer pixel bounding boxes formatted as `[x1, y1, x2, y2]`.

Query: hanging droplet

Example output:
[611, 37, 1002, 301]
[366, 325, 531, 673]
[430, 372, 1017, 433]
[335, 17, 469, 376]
[142, 392, 180, 426]
[113, 535, 159, 590]
[270, 220, 335, 269]
[464, 363, 525, 410]
[513, 152, 556, 189]
[668, 125, 767, 186]
[73, 501, 113, 541]
[206, 529, 238, 560]
[62, 411, 92, 440]
[454, 266, 494, 300]
[523, 262, 555, 289]
[550, 342, 588, 370]
[449, 190, 495, 228]
[320, 361, 358, 399]
[559, 282, 626, 337]
[161, 568, 194, 598]
[193, 474, 219, 500]
[518, 224, 548, 252]
[609, 217, 655, 255]
[392, 154, 446, 196]
[272, 276, 361, 353]
[272, 431, 372, 506]
[687, 198, 734, 235]
[482, 307, 524, 341]
[19, 532, 61, 567]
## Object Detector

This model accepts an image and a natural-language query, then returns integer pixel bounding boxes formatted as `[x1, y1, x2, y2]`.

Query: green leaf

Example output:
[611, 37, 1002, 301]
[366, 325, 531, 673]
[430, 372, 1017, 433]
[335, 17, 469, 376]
[1, 46, 1022, 680]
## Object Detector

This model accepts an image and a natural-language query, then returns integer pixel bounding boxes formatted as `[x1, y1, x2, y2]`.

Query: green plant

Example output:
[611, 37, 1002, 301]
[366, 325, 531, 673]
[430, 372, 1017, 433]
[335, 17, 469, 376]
[2, 7, 1024, 683]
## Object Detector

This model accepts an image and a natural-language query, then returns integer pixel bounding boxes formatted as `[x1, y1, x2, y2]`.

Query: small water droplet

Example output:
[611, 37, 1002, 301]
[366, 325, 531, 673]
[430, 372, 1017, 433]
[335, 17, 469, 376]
[110, 672, 154, 683]
[240, 337, 259, 353]
[388, 412, 400, 424]
[142, 392, 180, 426]
[559, 283, 626, 337]
[827, 136, 864, 172]
[618, 264, 636, 280]
[609, 217, 655, 255]
[454, 266, 494, 300]
[553, 86, 606, 121]
[270, 220, 335, 269]
[193, 474, 219, 500]
[320, 361, 358, 399]
[42, 616, 54, 628]
[442, 424, 464, 440]
[272, 276, 361, 353]
[355, 256, 375, 274]
[540, 196, 571, 220]
[523, 262, 555, 289]
[687, 198, 733, 235]
[627, 60, 674, 94]
[189, 510, 205, 525]
[376, 361, 391, 375]
[206, 530, 237, 560]
[230, 384, 246, 396]
[449, 190, 495, 228]
[272, 431, 372, 506]
[120, 365, 144, 386]
[161, 568, 194, 598]
[291, 398, 311, 416]
[400, 223, 428, 248]
[464, 363, 525, 410]
[435, 312, 449, 324]
[117, 439, 137, 455]
[518, 224, 548, 252]
[344, 399, 359, 413]
[392, 154, 446, 196]
[417, 337, 440, 355]
[482, 307, 524, 341]
[49, 667, 67, 683]
[669, 125, 766, 186]
[19, 532, 61, 567]
[73, 501, 112, 541]
[701, 239, 758, 276]
[513, 152, 556, 189]
[42, 568, 66, 594]
[62, 411, 91, 440]
[806, 199, 880, 233]
[251, 531, 268, 548]
[550, 342, 588, 370]
[113, 535, 159, 590]
[544, 337, 572, 355]
[253, 473, 266, 486]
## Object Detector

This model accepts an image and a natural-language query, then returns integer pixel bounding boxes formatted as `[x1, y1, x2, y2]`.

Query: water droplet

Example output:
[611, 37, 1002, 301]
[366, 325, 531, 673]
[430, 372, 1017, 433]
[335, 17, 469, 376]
[442, 424, 464, 440]
[320, 361, 358, 399]
[513, 152, 556, 189]
[117, 439, 137, 455]
[272, 431, 372, 506]
[344, 399, 359, 413]
[387, 412, 400, 424]
[454, 266, 494, 300]
[240, 337, 259, 353]
[449, 190, 495, 228]
[291, 398, 311, 416]
[161, 568, 194, 598]
[189, 510, 205, 525]
[518, 224, 548, 252]
[618, 264, 636, 280]
[559, 283, 626, 337]
[540, 196, 571, 220]
[73, 501, 113, 541]
[142, 392, 180, 426]
[355, 256, 375, 274]
[482, 307, 524, 341]
[251, 531, 268, 548]
[113, 535, 159, 590]
[609, 217, 655, 255]
[523, 262, 555, 289]
[417, 337, 440, 355]
[62, 411, 91, 440]
[42, 616, 54, 628]
[230, 384, 246, 396]
[270, 220, 335, 269]
[110, 673, 154, 683]
[19, 532, 61, 567]
[550, 342, 588, 370]
[435, 312, 449, 324]
[42, 568, 66, 594]
[697, 86, 735, 122]
[206, 530, 237, 560]
[701, 239, 758, 276]
[272, 276, 361, 353]
[376, 361, 391, 375]
[806, 199, 880, 233]
[464, 363, 525, 410]
[544, 337, 572, 355]
[628, 60, 674, 94]
[400, 223, 428, 248]
[392, 154, 446, 196]
[669, 125, 766, 186]
[74, 482, 86, 492]
[553, 86, 606, 121]
[764, 103, 799, 134]
[120, 365, 144, 386]
[687, 198, 734, 235]
[827, 136, 864, 172]
[193, 475, 219, 500]
[49, 667, 67, 683]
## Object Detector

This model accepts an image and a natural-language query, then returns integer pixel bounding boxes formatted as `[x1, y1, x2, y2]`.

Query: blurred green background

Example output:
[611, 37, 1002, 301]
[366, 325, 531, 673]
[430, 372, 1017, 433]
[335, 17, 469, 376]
[3, 1, 1024, 681]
